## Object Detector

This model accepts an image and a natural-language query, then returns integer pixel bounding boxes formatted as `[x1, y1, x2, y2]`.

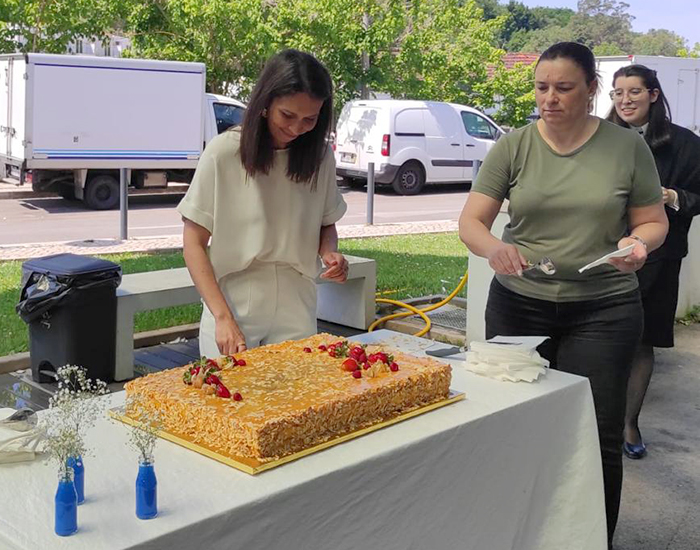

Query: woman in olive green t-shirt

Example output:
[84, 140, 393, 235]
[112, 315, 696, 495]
[459, 43, 668, 547]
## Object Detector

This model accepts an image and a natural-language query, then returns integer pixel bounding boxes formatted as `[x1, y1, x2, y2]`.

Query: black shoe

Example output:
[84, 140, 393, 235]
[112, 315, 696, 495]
[623, 440, 647, 459]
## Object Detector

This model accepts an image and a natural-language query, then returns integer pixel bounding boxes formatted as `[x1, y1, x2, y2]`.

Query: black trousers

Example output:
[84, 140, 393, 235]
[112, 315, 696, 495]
[485, 279, 643, 545]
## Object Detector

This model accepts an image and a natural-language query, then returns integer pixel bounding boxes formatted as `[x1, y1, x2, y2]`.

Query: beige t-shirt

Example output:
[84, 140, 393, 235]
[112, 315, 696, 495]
[472, 119, 662, 302]
[177, 129, 347, 281]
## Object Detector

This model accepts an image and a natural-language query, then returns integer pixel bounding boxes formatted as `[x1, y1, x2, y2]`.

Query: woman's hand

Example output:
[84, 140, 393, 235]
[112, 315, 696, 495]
[215, 316, 247, 355]
[608, 237, 648, 273]
[487, 242, 529, 276]
[319, 251, 348, 283]
[662, 187, 678, 207]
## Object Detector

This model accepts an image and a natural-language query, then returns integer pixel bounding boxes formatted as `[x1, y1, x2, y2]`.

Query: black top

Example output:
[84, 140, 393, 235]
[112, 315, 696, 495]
[648, 123, 700, 261]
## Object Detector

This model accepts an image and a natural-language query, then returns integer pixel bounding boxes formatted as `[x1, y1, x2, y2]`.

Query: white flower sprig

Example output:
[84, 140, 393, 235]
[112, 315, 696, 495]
[124, 395, 163, 464]
[40, 365, 109, 477]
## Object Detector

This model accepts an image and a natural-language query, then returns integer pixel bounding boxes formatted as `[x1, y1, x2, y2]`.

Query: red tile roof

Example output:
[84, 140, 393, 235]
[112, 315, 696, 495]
[501, 52, 539, 70]
[487, 52, 539, 77]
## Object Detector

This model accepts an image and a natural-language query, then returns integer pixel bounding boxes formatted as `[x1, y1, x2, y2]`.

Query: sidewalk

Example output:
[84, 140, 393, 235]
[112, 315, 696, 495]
[615, 323, 700, 549]
[0, 220, 460, 261]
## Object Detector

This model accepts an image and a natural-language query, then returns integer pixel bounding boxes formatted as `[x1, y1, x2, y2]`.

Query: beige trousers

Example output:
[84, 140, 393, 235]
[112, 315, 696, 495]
[199, 260, 317, 358]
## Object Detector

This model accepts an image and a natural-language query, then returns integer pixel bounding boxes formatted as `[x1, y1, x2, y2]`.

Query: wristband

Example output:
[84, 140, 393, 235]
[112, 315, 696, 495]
[629, 234, 648, 250]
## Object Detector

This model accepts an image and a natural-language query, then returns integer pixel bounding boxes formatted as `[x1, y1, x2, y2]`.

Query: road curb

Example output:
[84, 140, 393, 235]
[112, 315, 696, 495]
[0, 352, 30, 374]
[0, 190, 55, 200]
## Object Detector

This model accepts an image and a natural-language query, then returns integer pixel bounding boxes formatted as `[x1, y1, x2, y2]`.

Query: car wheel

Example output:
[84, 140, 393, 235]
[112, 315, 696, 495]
[392, 161, 425, 195]
[85, 175, 120, 210]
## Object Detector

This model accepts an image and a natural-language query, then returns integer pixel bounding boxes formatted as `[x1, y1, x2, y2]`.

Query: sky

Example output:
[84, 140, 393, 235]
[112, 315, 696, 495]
[519, 0, 700, 49]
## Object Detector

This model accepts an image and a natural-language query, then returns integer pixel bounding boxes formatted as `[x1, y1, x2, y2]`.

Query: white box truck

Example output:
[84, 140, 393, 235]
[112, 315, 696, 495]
[593, 55, 700, 133]
[0, 53, 245, 209]
[334, 99, 503, 195]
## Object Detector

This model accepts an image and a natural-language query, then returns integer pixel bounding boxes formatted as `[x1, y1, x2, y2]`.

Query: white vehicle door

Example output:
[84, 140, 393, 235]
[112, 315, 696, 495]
[423, 103, 463, 182]
[460, 111, 500, 180]
[0, 58, 9, 158]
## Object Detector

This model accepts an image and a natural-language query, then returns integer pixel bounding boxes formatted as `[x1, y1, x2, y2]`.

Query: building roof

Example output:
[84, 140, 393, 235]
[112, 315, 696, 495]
[501, 52, 539, 69]
[487, 52, 539, 78]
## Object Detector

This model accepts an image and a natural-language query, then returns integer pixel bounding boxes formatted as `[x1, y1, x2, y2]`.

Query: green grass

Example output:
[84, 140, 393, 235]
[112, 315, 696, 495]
[677, 305, 700, 326]
[339, 233, 468, 300]
[0, 233, 468, 357]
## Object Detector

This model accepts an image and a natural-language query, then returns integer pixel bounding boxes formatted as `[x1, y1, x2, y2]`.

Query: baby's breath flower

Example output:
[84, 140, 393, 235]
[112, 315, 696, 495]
[123, 395, 163, 464]
[40, 365, 109, 476]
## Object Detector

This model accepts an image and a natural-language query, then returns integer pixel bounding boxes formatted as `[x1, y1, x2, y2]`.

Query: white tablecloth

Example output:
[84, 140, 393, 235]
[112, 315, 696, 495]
[0, 330, 607, 550]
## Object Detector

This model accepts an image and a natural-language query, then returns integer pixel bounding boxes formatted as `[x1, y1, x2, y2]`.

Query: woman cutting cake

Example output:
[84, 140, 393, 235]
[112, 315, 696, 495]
[178, 49, 348, 357]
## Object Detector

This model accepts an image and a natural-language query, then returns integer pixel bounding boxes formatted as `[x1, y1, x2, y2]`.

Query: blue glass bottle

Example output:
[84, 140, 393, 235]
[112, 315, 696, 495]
[55, 469, 78, 536]
[66, 456, 85, 504]
[136, 458, 157, 519]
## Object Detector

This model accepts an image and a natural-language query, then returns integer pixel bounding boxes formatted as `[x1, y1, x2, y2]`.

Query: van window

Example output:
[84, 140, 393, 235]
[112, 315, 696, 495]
[461, 112, 498, 140]
[395, 109, 425, 136]
[213, 103, 245, 134]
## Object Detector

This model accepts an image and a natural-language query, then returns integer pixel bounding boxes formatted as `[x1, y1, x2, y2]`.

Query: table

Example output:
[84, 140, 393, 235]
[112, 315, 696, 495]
[0, 330, 607, 550]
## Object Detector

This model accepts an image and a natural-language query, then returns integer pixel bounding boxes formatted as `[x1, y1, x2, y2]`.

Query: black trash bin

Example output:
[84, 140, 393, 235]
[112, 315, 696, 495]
[17, 253, 122, 383]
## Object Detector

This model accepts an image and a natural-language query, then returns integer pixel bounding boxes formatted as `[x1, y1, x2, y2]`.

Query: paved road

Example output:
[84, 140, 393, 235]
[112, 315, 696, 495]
[0, 184, 469, 245]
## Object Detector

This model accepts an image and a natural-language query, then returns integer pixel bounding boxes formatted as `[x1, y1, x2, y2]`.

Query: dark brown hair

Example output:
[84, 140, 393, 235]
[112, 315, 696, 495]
[239, 49, 333, 187]
[606, 64, 672, 150]
[536, 42, 599, 86]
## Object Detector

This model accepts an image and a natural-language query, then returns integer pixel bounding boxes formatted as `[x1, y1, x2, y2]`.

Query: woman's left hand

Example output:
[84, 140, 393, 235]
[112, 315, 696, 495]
[608, 236, 648, 273]
[320, 252, 348, 283]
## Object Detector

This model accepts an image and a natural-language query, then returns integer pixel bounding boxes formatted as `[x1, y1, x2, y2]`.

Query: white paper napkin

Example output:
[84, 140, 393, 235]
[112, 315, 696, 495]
[578, 244, 635, 273]
[0, 408, 43, 464]
[465, 337, 550, 382]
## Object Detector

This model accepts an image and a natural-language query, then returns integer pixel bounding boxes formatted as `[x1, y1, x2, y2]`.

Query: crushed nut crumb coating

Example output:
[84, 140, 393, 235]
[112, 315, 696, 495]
[125, 334, 451, 462]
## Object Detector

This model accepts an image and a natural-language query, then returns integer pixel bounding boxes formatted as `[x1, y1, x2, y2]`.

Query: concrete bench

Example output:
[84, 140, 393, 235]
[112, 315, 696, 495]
[114, 255, 376, 381]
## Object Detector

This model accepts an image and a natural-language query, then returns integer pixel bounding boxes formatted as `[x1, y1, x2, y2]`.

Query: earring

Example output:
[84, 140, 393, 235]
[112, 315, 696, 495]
[262, 108, 268, 118]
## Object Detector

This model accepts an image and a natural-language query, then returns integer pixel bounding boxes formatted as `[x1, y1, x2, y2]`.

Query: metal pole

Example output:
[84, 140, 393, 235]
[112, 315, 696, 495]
[119, 168, 128, 240]
[366, 162, 375, 225]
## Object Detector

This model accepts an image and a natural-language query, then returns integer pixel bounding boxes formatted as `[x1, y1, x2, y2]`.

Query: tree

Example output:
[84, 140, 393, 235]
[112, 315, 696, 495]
[488, 60, 536, 127]
[519, 25, 574, 53]
[593, 42, 625, 55]
[472, 0, 503, 21]
[0, 0, 124, 54]
[120, 0, 534, 127]
[530, 6, 575, 28]
[633, 29, 686, 57]
[678, 43, 700, 58]
[568, 0, 634, 51]
[125, 0, 277, 95]
[270, 0, 407, 115]
[381, 0, 503, 108]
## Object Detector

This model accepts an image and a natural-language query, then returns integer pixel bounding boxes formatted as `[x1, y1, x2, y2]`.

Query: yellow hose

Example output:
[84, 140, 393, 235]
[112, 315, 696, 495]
[368, 270, 469, 337]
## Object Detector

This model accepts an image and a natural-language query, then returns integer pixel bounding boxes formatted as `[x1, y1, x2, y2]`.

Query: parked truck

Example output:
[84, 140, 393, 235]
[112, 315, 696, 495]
[0, 53, 245, 209]
[593, 55, 700, 133]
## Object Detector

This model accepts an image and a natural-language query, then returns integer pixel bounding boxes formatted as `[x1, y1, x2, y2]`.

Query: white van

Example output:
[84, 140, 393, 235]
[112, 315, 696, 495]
[334, 99, 504, 195]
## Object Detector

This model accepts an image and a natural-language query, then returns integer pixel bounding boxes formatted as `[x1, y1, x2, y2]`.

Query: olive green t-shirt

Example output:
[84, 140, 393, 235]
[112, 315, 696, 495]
[472, 119, 662, 302]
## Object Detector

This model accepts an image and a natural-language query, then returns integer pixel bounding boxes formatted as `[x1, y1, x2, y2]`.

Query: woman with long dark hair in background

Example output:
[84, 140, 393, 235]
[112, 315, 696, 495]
[607, 65, 700, 459]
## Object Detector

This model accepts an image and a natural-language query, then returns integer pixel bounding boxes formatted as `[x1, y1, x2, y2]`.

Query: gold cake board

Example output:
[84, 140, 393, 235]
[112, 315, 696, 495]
[109, 389, 465, 475]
